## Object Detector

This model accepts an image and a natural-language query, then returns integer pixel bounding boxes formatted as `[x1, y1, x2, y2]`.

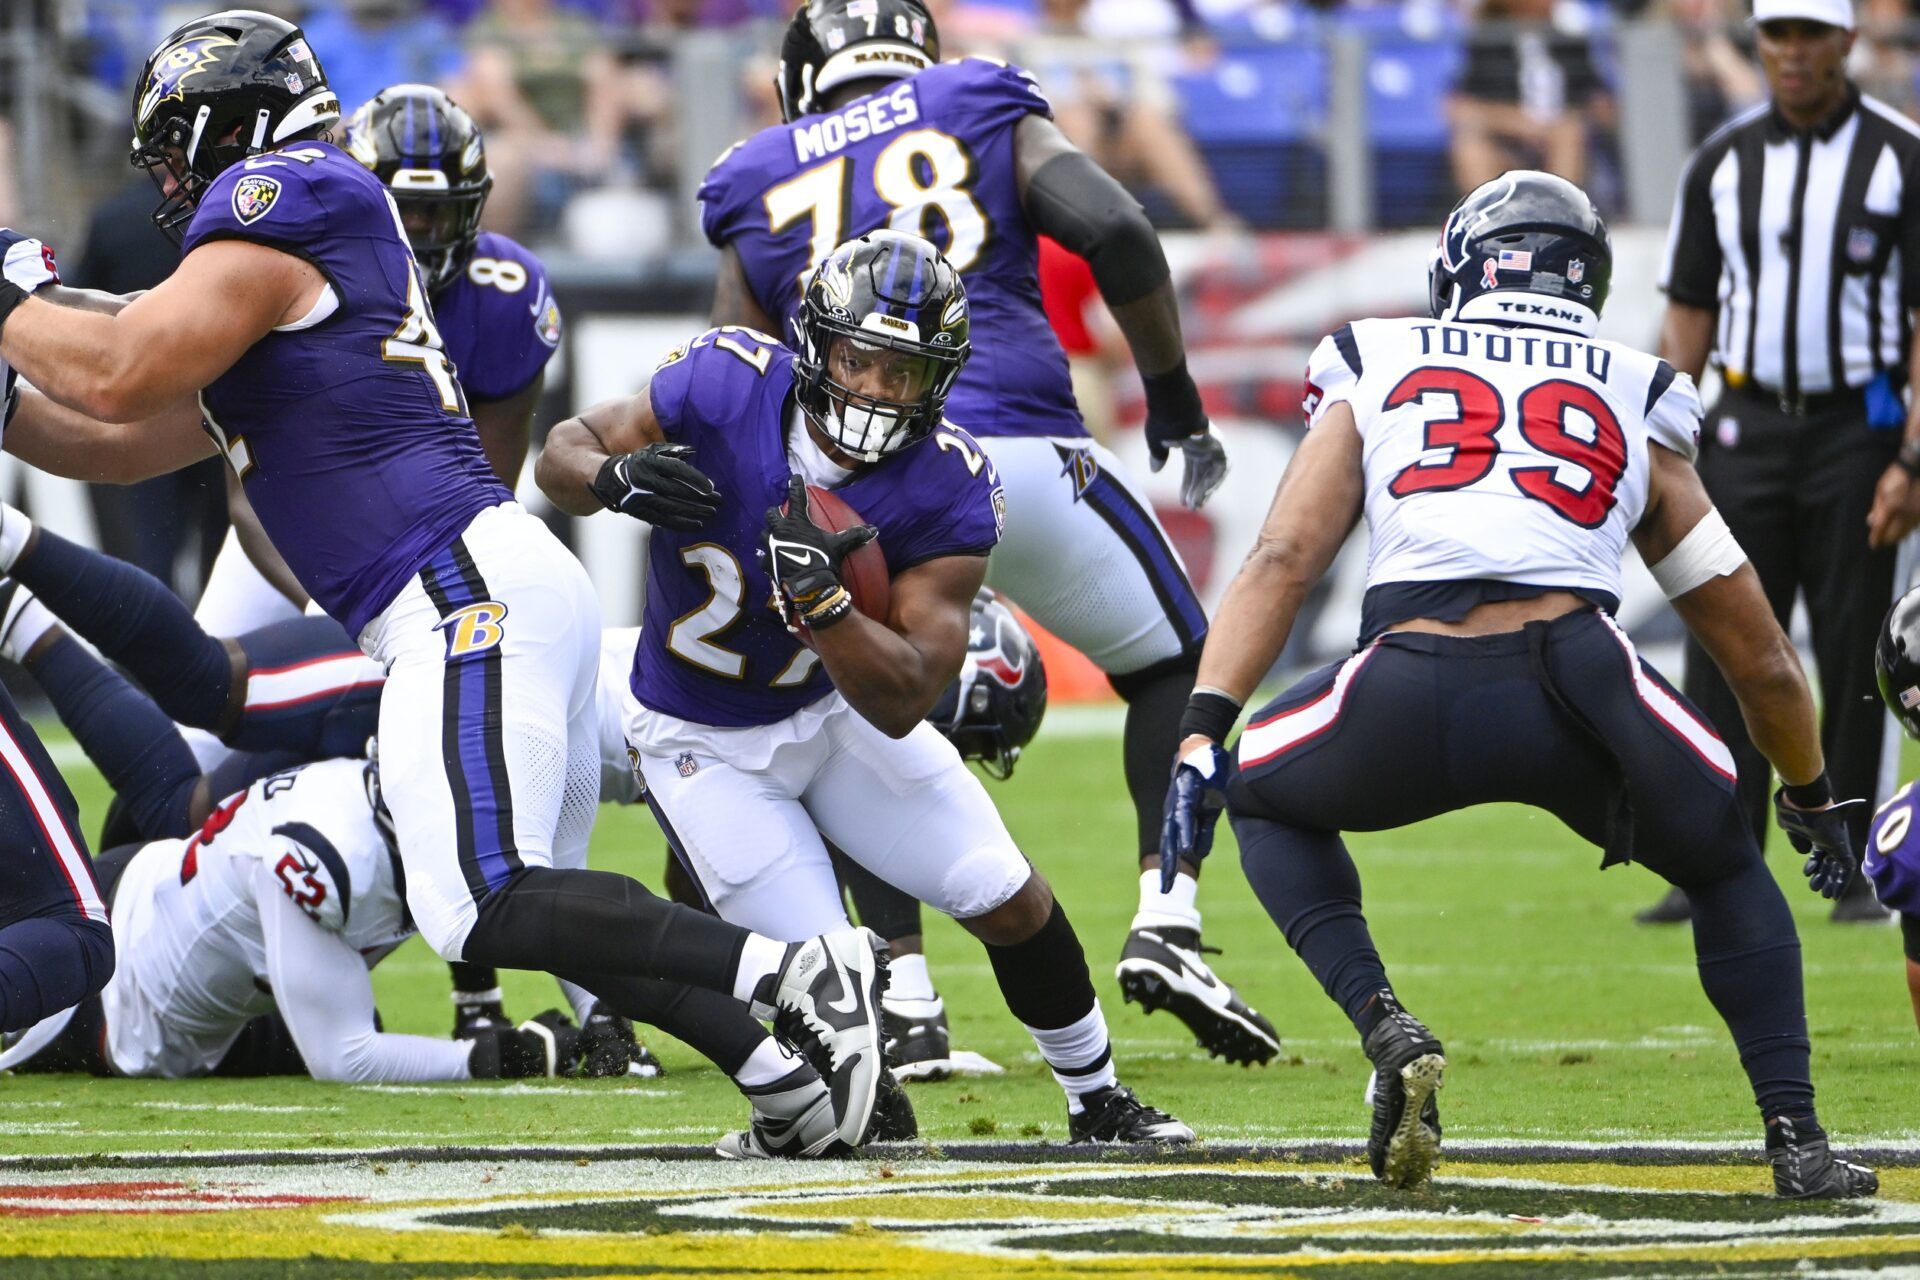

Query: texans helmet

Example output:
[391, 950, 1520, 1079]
[794, 229, 970, 461]
[777, 0, 940, 123]
[346, 85, 493, 294]
[1429, 170, 1611, 338]
[1877, 586, 1920, 740]
[928, 590, 1048, 779]
[130, 9, 341, 242]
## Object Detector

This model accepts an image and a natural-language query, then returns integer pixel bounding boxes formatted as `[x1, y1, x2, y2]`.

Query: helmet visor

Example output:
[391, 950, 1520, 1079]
[814, 333, 957, 459]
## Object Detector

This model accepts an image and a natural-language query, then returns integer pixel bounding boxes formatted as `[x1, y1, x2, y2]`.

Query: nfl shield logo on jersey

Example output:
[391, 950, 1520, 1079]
[232, 175, 282, 226]
[675, 751, 699, 778]
[1849, 226, 1879, 265]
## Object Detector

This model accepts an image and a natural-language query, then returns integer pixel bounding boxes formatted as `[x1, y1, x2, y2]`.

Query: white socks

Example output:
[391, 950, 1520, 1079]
[884, 952, 936, 1004]
[1025, 1001, 1117, 1112]
[734, 1036, 805, 1089]
[0, 504, 31, 573]
[1131, 869, 1202, 934]
[732, 933, 791, 1009]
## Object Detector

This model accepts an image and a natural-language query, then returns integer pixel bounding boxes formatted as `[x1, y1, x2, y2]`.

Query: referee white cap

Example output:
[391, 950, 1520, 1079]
[1751, 0, 1855, 30]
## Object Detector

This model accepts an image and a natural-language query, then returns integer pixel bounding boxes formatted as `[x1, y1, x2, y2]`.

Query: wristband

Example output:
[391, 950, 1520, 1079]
[801, 585, 854, 630]
[1898, 440, 1920, 478]
[1178, 689, 1241, 745]
[1782, 771, 1834, 809]
[1142, 360, 1205, 428]
[0, 280, 27, 340]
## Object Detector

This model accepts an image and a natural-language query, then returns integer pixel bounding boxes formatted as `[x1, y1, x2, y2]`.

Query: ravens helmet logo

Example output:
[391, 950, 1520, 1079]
[137, 34, 238, 130]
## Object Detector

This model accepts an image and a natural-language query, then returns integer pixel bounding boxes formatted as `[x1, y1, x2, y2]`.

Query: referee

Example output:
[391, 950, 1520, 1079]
[1641, 0, 1920, 924]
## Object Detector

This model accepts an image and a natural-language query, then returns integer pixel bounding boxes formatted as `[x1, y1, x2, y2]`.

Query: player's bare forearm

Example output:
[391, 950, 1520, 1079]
[1657, 302, 1716, 385]
[227, 472, 309, 608]
[709, 245, 778, 333]
[2, 240, 306, 421]
[1192, 410, 1364, 707]
[535, 389, 664, 516]
[813, 554, 984, 738]
[472, 374, 543, 489]
[3, 384, 215, 483]
[41, 283, 135, 316]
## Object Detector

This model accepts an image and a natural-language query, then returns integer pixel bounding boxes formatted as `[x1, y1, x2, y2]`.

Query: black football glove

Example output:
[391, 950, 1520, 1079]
[467, 1009, 582, 1079]
[0, 230, 59, 337]
[1773, 790, 1870, 900]
[1159, 740, 1232, 892]
[590, 443, 721, 532]
[1142, 362, 1228, 510]
[760, 476, 876, 633]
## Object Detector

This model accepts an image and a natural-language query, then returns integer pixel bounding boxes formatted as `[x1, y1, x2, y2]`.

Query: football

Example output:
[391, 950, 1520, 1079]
[790, 484, 890, 642]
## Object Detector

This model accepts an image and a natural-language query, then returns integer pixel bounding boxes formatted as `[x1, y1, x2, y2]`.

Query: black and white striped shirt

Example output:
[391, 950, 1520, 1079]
[1660, 87, 1920, 401]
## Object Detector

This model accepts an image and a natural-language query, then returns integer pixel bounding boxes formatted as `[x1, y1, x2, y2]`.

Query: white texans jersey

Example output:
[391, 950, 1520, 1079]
[1304, 316, 1702, 625]
[103, 758, 413, 1078]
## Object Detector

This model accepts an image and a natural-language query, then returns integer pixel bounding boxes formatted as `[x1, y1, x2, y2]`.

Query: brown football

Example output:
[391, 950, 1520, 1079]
[788, 485, 890, 645]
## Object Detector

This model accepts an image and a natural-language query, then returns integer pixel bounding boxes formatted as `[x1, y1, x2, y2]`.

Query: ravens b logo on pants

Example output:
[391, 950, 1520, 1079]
[436, 601, 508, 659]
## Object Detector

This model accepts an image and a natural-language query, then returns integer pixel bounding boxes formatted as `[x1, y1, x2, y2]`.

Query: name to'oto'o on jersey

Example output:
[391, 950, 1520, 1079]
[1413, 323, 1613, 381]
[792, 83, 921, 165]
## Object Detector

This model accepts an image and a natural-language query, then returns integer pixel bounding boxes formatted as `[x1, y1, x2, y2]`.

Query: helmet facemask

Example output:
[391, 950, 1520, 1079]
[393, 185, 491, 293]
[800, 328, 960, 462]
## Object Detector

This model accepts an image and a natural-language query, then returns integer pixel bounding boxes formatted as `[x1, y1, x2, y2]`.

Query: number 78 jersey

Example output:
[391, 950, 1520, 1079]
[698, 57, 1082, 440]
[1305, 317, 1704, 609]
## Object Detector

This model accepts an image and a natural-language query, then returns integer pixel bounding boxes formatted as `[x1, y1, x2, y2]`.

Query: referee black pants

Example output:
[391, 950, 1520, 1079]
[1683, 385, 1905, 852]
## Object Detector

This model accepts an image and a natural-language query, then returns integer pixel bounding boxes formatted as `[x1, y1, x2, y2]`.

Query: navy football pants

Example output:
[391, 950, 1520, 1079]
[1228, 608, 1815, 1118]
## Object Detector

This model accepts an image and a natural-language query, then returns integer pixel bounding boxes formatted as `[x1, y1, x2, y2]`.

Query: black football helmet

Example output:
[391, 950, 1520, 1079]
[928, 590, 1048, 779]
[1429, 170, 1611, 338]
[1877, 586, 1920, 741]
[130, 10, 341, 243]
[345, 85, 492, 294]
[794, 229, 970, 461]
[777, 0, 940, 123]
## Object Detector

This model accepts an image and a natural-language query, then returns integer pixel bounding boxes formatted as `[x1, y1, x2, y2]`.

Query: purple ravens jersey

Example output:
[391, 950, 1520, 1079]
[631, 328, 1005, 727]
[181, 142, 511, 638]
[434, 231, 561, 403]
[1866, 781, 1920, 916]
[699, 58, 1082, 442]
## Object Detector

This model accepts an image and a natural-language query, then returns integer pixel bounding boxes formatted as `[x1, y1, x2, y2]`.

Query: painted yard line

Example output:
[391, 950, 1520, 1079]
[350, 1082, 678, 1097]
[134, 1101, 342, 1114]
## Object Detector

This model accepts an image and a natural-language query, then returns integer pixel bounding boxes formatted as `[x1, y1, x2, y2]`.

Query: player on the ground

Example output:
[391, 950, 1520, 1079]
[0, 342, 112, 1036]
[0, 8, 890, 1147]
[1865, 588, 1920, 1032]
[539, 230, 1191, 1143]
[1162, 171, 1878, 1199]
[700, 0, 1279, 1067]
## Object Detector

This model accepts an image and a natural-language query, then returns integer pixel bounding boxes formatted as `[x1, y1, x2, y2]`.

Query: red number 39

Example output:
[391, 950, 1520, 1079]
[1385, 367, 1626, 528]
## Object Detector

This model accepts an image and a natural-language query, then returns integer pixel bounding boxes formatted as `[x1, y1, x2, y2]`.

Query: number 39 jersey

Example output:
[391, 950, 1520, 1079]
[631, 329, 1005, 729]
[698, 57, 1081, 441]
[1304, 316, 1703, 634]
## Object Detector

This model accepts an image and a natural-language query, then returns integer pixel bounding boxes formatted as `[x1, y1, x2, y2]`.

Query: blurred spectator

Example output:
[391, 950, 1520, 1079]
[614, 0, 762, 22]
[1015, 0, 1244, 231]
[1850, 0, 1916, 117]
[1658, 0, 1763, 142]
[65, 181, 229, 598]
[454, 0, 644, 235]
[0, 119, 18, 228]
[1446, 0, 1614, 193]
[300, 0, 465, 117]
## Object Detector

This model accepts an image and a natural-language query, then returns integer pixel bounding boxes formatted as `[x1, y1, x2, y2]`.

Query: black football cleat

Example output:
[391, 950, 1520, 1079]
[1067, 1084, 1195, 1144]
[771, 928, 889, 1147]
[1634, 886, 1691, 925]
[868, 1062, 919, 1140]
[451, 992, 513, 1040]
[1360, 990, 1445, 1190]
[1768, 1116, 1879, 1199]
[576, 1007, 665, 1078]
[883, 996, 952, 1077]
[1116, 926, 1281, 1066]
[715, 1064, 841, 1159]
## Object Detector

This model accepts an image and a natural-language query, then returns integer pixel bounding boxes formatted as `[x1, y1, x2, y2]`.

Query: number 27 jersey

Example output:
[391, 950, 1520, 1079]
[1305, 316, 1704, 614]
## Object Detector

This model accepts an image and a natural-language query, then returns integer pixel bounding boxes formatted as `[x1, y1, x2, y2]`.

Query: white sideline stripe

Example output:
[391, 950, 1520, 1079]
[1238, 643, 1380, 767]
[1601, 613, 1736, 781]
[0, 713, 107, 921]
[352, 1083, 677, 1097]
[135, 1101, 342, 1114]
[246, 652, 384, 712]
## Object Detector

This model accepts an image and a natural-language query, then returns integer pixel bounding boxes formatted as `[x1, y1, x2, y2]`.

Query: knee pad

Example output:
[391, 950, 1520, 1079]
[937, 840, 1031, 920]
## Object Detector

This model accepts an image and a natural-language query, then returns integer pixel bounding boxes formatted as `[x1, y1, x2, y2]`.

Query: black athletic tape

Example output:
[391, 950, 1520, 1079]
[1178, 691, 1241, 746]
[1024, 151, 1169, 306]
[1782, 771, 1835, 810]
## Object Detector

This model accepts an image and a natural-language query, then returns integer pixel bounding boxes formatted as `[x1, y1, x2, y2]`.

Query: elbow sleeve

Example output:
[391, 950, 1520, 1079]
[1025, 152, 1169, 306]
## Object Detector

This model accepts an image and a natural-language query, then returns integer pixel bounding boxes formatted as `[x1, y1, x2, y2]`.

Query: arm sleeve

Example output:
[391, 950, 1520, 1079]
[1660, 147, 1724, 309]
[1644, 363, 1703, 463]
[256, 865, 473, 1083]
[1303, 325, 1364, 430]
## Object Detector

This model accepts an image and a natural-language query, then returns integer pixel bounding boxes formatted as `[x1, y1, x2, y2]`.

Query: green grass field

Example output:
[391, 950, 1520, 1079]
[4, 718, 1918, 1276]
